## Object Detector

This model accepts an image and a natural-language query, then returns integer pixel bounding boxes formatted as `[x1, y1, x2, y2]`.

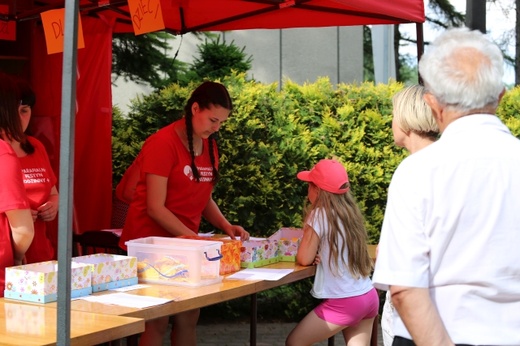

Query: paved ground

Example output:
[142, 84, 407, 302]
[160, 320, 384, 346]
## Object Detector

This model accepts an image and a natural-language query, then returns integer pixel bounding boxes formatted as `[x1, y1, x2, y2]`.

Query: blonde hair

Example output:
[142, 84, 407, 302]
[392, 85, 439, 140]
[304, 187, 373, 278]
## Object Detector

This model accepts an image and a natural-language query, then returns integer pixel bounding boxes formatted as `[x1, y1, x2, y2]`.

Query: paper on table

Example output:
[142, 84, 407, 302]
[79, 292, 173, 308]
[226, 268, 293, 281]
[198, 231, 215, 237]
[220, 236, 267, 241]
[111, 284, 150, 292]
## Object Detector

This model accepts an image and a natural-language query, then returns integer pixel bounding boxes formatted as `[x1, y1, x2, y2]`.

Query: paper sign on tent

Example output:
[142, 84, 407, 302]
[0, 5, 16, 41]
[128, 0, 165, 35]
[40, 9, 85, 55]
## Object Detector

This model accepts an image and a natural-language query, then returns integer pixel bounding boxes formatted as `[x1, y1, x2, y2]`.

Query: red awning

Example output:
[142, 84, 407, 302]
[10, 0, 425, 35]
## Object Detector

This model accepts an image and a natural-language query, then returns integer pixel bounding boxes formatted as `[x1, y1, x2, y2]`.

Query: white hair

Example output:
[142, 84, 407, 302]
[419, 27, 504, 113]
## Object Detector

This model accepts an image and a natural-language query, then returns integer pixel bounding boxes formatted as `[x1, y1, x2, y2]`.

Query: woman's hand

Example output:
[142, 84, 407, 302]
[37, 188, 59, 222]
[226, 225, 250, 241]
[37, 200, 58, 222]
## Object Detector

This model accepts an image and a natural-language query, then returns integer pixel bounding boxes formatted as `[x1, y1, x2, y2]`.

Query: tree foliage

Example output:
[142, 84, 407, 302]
[189, 37, 253, 82]
[112, 33, 253, 90]
[112, 33, 190, 89]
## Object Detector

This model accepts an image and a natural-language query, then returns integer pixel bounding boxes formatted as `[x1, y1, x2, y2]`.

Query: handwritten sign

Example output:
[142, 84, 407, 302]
[40, 9, 85, 55]
[127, 0, 165, 35]
[0, 5, 16, 41]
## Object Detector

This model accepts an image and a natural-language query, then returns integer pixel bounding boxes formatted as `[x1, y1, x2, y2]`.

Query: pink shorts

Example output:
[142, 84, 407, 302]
[314, 288, 379, 326]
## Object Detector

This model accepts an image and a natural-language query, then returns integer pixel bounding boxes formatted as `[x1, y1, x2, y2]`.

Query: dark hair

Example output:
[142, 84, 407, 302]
[14, 77, 36, 154]
[18, 78, 36, 108]
[0, 72, 25, 142]
[184, 81, 232, 183]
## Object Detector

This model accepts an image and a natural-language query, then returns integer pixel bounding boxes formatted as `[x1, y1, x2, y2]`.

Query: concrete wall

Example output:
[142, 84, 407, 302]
[112, 26, 363, 113]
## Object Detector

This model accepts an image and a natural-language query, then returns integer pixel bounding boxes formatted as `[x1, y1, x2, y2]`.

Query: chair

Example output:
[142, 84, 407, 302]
[73, 229, 126, 256]
[73, 193, 129, 256]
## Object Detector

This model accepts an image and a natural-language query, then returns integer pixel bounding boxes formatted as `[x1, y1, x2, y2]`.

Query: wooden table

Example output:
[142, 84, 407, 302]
[65, 245, 376, 320]
[64, 245, 378, 345]
[64, 262, 315, 321]
[0, 299, 144, 345]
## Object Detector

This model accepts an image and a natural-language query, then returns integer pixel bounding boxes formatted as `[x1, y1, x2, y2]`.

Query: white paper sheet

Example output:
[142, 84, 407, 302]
[110, 284, 150, 292]
[79, 292, 173, 308]
[226, 268, 293, 281]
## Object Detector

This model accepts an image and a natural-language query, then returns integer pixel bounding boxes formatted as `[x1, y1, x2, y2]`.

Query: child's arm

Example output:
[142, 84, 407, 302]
[296, 224, 319, 266]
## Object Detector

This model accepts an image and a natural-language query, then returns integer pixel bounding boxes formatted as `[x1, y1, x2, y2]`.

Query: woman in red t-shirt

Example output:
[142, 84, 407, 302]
[120, 81, 250, 346]
[0, 72, 35, 296]
[9, 78, 59, 264]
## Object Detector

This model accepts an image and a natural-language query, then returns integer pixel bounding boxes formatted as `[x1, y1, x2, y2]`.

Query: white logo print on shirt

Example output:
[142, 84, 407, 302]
[184, 165, 195, 181]
[183, 165, 214, 182]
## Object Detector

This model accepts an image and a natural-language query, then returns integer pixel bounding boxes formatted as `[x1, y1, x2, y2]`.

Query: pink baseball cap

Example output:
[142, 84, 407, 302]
[297, 159, 350, 194]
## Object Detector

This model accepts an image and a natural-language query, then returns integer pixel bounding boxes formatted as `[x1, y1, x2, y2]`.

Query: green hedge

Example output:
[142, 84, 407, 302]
[113, 74, 520, 247]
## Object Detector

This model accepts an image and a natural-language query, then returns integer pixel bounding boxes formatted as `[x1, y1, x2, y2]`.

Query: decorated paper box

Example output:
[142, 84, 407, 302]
[4, 260, 92, 303]
[269, 227, 303, 262]
[240, 228, 303, 268]
[126, 236, 223, 287]
[72, 253, 138, 292]
[240, 237, 280, 268]
[179, 235, 241, 275]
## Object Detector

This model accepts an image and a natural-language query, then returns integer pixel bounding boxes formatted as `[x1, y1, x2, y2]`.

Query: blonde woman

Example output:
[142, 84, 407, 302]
[286, 159, 378, 346]
[381, 84, 438, 346]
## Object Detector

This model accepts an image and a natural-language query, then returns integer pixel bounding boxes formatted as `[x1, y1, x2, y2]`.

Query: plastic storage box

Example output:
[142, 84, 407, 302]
[179, 235, 241, 275]
[126, 237, 223, 287]
[72, 253, 138, 292]
[4, 260, 92, 303]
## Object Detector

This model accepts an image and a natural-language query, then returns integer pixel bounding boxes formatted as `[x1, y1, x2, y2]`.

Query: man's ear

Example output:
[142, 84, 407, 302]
[424, 92, 443, 124]
[498, 88, 506, 103]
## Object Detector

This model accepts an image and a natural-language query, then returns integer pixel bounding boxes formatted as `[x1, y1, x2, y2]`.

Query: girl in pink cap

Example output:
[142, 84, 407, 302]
[286, 158, 378, 346]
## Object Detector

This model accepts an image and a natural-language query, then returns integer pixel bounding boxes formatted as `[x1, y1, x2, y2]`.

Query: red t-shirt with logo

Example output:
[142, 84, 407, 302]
[120, 121, 218, 250]
[0, 140, 30, 296]
[19, 136, 57, 263]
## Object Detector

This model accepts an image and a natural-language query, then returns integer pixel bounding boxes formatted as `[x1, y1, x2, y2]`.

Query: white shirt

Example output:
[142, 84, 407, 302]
[309, 208, 373, 299]
[373, 114, 520, 345]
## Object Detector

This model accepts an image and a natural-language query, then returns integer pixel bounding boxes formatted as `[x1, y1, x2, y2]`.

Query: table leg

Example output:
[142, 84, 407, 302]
[328, 336, 335, 345]
[126, 334, 139, 346]
[250, 293, 257, 346]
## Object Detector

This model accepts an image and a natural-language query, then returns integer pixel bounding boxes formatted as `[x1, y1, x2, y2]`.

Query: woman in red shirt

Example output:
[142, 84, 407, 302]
[10, 79, 59, 263]
[0, 72, 35, 296]
[120, 81, 249, 346]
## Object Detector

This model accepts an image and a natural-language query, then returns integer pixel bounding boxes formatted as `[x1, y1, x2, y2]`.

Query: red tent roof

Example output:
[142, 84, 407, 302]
[9, 0, 425, 34]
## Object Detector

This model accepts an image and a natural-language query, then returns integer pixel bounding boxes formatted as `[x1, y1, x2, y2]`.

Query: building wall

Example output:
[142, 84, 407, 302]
[112, 26, 363, 113]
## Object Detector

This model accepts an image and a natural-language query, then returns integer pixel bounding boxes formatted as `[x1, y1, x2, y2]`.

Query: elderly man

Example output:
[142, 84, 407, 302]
[373, 28, 520, 346]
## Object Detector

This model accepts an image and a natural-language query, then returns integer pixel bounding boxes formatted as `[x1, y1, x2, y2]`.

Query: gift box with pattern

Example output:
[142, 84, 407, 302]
[270, 227, 303, 261]
[4, 260, 92, 303]
[72, 253, 138, 292]
[239, 237, 279, 268]
[240, 228, 303, 268]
